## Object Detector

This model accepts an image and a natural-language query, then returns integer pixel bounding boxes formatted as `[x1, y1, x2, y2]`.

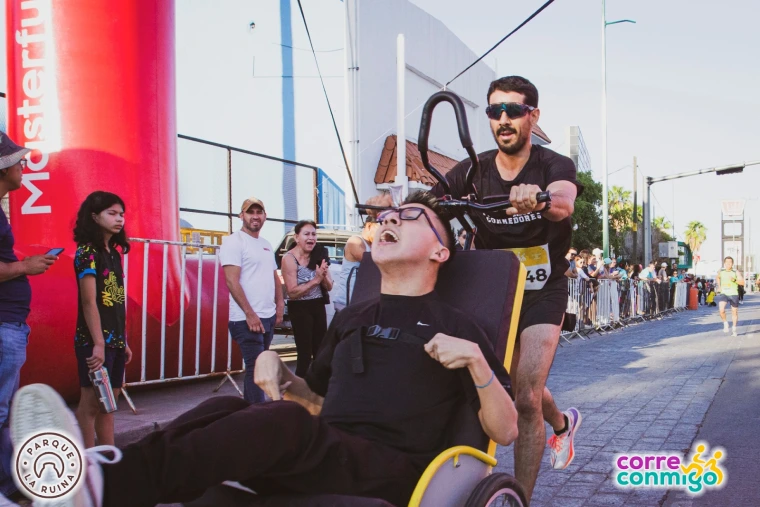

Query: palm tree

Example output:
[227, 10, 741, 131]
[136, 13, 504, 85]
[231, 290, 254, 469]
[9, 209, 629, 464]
[608, 186, 632, 213]
[684, 221, 707, 267]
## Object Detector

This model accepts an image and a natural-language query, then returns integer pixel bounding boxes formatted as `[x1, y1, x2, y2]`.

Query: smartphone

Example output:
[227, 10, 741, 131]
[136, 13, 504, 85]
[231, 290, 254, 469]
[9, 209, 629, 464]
[46, 247, 65, 256]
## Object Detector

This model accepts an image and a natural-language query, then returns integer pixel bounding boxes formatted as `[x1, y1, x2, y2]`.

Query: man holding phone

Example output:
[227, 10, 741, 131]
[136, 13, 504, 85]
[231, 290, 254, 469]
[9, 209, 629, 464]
[0, 131, 58, 497]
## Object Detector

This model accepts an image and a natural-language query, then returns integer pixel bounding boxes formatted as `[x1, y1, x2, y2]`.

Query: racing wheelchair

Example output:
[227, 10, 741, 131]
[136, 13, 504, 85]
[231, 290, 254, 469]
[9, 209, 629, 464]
[184, 91, 549, 507]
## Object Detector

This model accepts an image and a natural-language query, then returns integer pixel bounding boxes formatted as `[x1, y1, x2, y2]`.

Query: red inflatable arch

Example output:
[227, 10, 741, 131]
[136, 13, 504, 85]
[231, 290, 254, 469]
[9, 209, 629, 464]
[6, 0, 233, 400]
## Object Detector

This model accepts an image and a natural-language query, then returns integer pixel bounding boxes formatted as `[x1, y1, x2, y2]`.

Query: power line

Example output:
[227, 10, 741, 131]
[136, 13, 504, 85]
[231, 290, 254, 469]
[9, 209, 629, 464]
[445, 0, 558, 88]
[360, 0, 558, 160]
[296, 0, 359, 204]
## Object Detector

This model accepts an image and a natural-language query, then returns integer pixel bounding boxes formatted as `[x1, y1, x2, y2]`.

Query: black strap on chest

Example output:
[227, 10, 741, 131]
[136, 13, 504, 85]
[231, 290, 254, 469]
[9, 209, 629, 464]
[348, 325, 433, 374]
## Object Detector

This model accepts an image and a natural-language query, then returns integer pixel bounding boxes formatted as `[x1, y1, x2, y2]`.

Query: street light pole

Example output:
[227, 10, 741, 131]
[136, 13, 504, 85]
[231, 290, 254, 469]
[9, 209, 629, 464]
[643, 160, 760, 265]
[601, 2, 635, 258]
[601, 0, 608, 258]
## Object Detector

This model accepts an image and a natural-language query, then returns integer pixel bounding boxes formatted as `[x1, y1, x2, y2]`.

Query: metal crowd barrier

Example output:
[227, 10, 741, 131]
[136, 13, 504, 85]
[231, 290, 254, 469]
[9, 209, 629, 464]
[120, 238, 245, 413]
[562, 277, 691, 342]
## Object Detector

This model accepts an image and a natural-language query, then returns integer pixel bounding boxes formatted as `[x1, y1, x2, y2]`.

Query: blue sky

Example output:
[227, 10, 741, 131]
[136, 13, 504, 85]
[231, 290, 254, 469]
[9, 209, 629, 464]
[410, 0, 760, 266]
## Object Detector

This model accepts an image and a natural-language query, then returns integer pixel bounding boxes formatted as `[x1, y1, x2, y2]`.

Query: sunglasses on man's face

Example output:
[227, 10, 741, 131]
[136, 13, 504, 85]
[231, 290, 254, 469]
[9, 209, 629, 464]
[570, 252, 578, 258]
[485, 102, 535, 121]
[377, 206, 445, 246]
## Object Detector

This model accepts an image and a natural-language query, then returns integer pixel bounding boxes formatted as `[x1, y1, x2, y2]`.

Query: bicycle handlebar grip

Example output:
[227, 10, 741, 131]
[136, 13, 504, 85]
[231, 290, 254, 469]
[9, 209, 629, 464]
[536, 191, 552, 203]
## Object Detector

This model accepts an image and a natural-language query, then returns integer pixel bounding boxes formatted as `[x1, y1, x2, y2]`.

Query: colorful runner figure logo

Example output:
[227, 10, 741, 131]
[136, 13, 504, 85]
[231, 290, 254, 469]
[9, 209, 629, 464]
[614, 441, 726, 495]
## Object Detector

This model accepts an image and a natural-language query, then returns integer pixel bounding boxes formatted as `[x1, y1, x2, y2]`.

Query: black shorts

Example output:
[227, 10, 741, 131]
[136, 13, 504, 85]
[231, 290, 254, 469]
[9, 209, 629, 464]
[518, 278, 568, 337]
[75, 345, 126, 389]
[715, 294, 739, 308]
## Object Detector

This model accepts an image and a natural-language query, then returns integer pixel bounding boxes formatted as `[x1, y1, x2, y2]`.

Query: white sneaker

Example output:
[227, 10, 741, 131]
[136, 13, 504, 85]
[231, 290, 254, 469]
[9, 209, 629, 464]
[548, 407, 582, 470]
[9, 384, 121, 507]
[723, 322, 730, 334]
[732, 327, 738, 337]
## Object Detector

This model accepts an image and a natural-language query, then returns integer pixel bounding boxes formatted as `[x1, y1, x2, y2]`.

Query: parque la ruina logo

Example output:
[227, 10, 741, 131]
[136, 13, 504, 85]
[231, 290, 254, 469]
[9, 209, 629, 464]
[13, 431, 84, 500]
[614, 441, 726, 495]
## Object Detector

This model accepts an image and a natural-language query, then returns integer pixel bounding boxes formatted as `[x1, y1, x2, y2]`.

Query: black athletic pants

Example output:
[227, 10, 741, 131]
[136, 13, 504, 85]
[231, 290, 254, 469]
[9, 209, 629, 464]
[288, 298, 328, 376]
[102, 397, 420, 507]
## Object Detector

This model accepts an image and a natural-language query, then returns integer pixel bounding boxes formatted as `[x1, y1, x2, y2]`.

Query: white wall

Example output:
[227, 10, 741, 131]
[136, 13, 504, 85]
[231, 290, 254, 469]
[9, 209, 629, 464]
[350, 0, 496, 205]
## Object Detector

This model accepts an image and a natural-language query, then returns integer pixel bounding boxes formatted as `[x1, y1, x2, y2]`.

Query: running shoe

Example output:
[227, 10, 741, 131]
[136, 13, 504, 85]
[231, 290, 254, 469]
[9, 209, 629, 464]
[732, 327, 738, 337]
[10, 384, 121, 507]
[548, 407, 582, 470]
[723, 321, 730, 334]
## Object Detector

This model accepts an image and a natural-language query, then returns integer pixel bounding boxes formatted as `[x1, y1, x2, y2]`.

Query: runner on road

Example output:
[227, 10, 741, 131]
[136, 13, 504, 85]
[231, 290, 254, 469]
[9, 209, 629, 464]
[433, 75, 583, 502]
[715, 256, 744, 336]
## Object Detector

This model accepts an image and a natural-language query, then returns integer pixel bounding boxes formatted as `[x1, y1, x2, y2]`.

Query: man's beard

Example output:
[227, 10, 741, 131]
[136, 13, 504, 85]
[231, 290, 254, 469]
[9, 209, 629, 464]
[245, 221, 262, 233]
[492, 125, 529, 155]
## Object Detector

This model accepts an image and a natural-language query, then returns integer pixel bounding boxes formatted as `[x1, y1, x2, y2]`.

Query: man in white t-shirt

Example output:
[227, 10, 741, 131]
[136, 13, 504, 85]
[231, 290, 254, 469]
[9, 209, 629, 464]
[220, 197, 284, 403]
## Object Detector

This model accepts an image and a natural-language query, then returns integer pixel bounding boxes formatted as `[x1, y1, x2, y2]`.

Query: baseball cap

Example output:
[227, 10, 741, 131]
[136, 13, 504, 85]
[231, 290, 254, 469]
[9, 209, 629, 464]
[592, 248, 603, 257]
[240, 197, 266, 213]
[0, 131, 30, 170]
[661, 262, 668, 267]
[603, 257, 612, 265]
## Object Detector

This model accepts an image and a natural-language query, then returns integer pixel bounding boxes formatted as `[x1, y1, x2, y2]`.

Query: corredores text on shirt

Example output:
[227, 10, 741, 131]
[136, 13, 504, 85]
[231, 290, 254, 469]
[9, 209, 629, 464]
[484, 212, 543, 226]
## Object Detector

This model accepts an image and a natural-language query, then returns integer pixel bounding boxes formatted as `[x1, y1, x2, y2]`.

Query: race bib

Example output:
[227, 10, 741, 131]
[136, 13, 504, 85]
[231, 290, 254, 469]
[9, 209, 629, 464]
[503, 244, 551, 290]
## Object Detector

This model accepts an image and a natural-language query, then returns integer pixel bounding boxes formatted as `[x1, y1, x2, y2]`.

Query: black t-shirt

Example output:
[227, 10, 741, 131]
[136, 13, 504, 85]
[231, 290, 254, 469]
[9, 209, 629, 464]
[305, 292, 511, 470]
[74, 243, 126, 348]
[433, 146, 582, 288]
[0, 207, 32, 323]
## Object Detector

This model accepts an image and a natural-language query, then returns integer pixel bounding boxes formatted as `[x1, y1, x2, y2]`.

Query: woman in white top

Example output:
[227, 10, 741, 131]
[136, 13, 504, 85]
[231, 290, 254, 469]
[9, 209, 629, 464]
[333, 194, 392, 312]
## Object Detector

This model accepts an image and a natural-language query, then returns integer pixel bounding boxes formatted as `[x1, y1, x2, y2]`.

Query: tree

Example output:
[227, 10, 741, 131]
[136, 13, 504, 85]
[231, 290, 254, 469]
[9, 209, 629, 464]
[684, 221, 707, 267]
[608, 186, 633, 258]
[571, 169, 602, 251]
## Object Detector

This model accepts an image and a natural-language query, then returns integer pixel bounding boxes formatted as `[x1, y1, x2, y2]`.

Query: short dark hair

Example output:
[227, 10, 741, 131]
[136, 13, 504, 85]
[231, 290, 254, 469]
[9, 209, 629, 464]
[402, 191, 456, 261]
[724, 256, 734, 263]
[487, 76, 539, 107]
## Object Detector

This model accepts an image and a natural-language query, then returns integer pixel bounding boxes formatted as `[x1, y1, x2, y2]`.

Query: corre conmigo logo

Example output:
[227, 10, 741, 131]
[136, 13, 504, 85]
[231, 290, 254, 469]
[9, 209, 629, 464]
[13, 431, 84, 500]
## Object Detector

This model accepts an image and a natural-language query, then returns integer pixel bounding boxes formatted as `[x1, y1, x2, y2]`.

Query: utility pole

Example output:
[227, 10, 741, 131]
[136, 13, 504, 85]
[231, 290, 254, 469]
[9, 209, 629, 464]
[632, 156, 638, 266]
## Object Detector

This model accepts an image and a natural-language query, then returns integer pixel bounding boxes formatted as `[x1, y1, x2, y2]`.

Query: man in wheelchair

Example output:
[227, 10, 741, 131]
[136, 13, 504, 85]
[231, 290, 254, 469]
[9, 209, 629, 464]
[9, 191, 517, 507]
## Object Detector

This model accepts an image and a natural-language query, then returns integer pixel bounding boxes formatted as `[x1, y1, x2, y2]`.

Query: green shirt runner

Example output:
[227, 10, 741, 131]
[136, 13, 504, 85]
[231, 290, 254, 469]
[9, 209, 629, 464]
[718, 269, 739, 296]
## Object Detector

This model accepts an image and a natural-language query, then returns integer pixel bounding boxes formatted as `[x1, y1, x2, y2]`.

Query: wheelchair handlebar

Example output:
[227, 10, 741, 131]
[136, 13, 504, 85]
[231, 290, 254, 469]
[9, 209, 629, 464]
[354, 192, 551, 216]
[417, 91, 480, 196]
[438, 191, 552, 212]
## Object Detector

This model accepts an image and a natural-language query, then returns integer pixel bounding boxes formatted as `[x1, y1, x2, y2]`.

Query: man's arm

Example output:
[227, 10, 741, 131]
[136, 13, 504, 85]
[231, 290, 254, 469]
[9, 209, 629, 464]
[715, 272, 721, 292]
[425, 334, 518, 446]
[737, 271, 745, 286]
[506, 181, 577, 222]
[0, 260, 26, 283]
[223, 265, 263, 333]
[540, 180, 577, 222]
[0, 255, 56, 283]
[255, 350, 324, 415]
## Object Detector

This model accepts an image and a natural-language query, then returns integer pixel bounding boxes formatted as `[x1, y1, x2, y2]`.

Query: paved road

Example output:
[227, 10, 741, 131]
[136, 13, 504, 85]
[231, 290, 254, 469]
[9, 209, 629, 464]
[494, 294, 760, 506]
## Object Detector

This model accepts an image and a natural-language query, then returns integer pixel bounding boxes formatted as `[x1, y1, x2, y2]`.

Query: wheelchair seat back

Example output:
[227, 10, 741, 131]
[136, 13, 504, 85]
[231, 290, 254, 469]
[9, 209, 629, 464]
[351, 250, 521, 364]
[351, 250, 522, 452]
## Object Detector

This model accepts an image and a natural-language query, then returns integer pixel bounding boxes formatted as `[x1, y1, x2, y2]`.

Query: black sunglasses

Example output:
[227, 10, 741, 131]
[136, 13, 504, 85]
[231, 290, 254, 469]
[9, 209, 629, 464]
[485, 102, 535, 121]
[376, 207, 445, 246]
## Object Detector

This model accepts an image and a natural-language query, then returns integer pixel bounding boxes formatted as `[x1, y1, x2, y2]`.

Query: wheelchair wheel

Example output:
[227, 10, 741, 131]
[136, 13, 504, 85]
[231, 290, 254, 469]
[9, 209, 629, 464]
[464, 473, 527, 507]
